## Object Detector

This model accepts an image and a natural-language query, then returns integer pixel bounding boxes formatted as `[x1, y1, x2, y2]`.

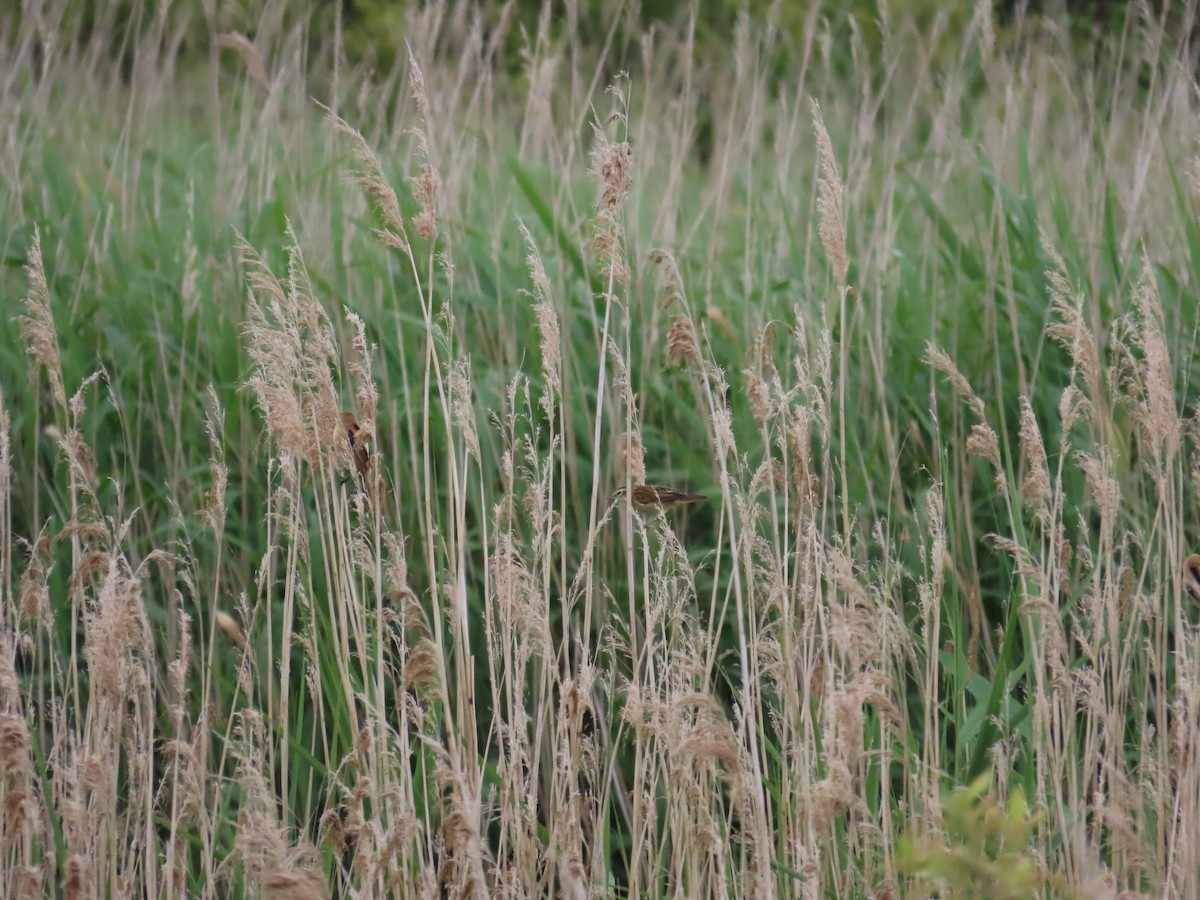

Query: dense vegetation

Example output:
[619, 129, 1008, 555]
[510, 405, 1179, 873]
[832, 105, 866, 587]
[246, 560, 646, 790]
[3, 1, 1200, 896]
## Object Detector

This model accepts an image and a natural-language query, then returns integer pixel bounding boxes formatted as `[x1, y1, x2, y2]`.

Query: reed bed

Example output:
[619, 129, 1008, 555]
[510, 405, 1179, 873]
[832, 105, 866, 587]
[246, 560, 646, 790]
[3, 1, 1200, 896]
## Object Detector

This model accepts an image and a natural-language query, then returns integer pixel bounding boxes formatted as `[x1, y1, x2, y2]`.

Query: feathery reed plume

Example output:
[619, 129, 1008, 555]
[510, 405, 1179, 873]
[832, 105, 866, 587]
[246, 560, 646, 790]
[449, 361, 480, 461]
[17, 228, 66, 410]
[1043, 240, 1105, 419]
[665, 316, 699, 370]
[240, 228, 341, 464]
[589, 121, 634, 286]
[409, 164, 440, 241]
[521, 223, 561, 415]
[326, 110, 410, 253]
[926, 342, 986, 419]
[1018, 397, 1051, 523]
[966, 423, 1007, 494]
[616, 431, 646, 487]
[203, 386, 228, 533]
[17, 530, 51, 627]
[648, 248, 686, 309]
[215, 33, 270, 90]
[1129, 258, 1181, 465]
[344, 310, 379, 428]
[232, 712, 328, 899]
[811, 99, 849, 288]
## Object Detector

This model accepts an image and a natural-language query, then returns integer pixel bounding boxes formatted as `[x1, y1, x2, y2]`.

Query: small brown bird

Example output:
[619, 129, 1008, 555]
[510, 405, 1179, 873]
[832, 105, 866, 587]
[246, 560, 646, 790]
[341, 410, 371, 479]
[1185, 554, 1200, 606]
[613, 484, 707, 514]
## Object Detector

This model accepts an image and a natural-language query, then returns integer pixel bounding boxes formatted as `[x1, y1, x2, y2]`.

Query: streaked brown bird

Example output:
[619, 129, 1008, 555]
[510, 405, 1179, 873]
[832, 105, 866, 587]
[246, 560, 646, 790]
[341, 410, 371, 479]
[1185, 554, 1200, 606]
[613, 484, 706, 514]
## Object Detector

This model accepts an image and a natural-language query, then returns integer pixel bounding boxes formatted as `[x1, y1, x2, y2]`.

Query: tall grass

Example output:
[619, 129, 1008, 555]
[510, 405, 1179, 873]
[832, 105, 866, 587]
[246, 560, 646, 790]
[4, 0, 1200, 896]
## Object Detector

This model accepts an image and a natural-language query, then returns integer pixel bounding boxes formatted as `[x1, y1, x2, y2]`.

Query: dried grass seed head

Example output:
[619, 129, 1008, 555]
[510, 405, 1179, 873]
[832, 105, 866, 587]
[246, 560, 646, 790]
[18, 228, 67, 410]
[926, 342, 985, 419]
[215, 33, 270, 89]
[1131, 258, 1181, 463]
[1018, 397, 1052, 520]
[649, 248, 685, 309]
[616, 430, 647, 485]
[666, 316, 699, 369]
[591, 138, 633, 216]
[409, 163, 440, 241]
[811, 99, 849, 288]
[327, 110, 409, 251]
[966, 423, 1007, 493]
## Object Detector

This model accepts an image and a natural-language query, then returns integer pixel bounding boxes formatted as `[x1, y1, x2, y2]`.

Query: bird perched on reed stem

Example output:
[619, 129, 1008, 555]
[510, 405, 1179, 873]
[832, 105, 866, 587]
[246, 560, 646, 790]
[613, 484, 706, 514]
[1185, 553, 1200, 606]
[341, 410, 371, 479]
